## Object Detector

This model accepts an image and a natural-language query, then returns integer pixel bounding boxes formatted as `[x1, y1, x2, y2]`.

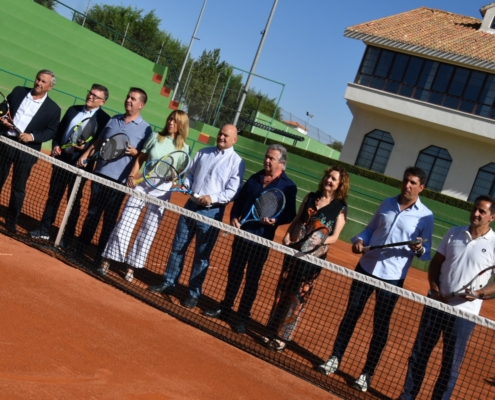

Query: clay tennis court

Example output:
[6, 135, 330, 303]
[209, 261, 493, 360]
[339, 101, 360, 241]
[1, 154, 495, 399]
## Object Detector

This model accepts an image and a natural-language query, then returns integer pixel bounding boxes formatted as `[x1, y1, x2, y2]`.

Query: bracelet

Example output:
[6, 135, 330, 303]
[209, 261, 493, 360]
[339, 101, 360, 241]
[414, 246, 424, 256]
[128, 176, 134, 179]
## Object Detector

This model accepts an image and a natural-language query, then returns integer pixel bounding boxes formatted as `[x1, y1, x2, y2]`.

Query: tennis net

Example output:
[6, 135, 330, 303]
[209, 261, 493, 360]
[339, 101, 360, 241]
[0, 136, 494, 400]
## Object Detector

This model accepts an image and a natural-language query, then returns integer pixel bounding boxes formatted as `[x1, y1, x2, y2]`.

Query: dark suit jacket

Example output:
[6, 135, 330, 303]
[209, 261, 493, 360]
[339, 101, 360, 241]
[53, 105, 111, 165]
[1, 86, 61, 152]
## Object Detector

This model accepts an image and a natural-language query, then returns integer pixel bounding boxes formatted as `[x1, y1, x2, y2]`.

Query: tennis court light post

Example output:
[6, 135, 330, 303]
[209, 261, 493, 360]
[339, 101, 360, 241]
[232, 0, 279, 127]
[171, 0, 208, 102]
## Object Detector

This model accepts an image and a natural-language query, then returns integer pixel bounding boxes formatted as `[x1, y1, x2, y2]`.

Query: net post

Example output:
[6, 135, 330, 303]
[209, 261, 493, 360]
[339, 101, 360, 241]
[54, 173, 83, 248]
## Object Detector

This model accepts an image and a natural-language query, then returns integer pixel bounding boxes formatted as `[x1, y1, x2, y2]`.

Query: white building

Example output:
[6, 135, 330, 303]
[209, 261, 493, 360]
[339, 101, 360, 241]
[340, 4, 495, 201]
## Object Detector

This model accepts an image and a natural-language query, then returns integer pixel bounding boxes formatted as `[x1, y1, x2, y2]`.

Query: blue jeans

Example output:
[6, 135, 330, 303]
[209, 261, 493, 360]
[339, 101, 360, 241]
[164, 199, 224, 299]
[401, 305, 475, 400]
[332, 263, 404, 376]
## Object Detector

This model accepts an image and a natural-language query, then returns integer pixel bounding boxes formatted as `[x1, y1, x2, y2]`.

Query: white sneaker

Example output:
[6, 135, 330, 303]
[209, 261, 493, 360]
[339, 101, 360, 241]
[353, 373, 371, 392]
[317, 356, 339, 375]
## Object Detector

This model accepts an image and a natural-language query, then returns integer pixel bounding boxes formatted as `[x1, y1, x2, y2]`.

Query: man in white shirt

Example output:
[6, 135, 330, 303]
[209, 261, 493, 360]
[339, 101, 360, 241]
[149, 124, 245, 309]
[399, 195, 495, 400]
[0, 69, 61, 232]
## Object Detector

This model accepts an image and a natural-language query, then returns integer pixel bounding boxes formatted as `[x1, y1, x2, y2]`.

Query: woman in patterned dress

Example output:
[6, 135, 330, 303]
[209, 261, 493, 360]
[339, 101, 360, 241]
[265, 166, 349, 352]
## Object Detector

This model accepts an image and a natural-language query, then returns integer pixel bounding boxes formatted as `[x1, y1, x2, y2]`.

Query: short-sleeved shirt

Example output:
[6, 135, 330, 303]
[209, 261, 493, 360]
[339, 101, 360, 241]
[438, 226, 495, 315]
[141, 132, 190, 161]
[95, 114, 152, 183]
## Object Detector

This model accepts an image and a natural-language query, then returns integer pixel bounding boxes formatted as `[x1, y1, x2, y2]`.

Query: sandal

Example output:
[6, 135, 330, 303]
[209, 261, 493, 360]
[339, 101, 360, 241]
[267, 339, 286, 353]
[97, 260, 110, 276]
[124, 270, 134, 283]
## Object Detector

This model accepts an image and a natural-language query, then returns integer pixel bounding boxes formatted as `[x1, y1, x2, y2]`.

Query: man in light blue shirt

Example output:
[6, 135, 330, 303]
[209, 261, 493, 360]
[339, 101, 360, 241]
[149, 124, 245, 309]
[76, 88, 152, 261]
[318, 166, 434, 393]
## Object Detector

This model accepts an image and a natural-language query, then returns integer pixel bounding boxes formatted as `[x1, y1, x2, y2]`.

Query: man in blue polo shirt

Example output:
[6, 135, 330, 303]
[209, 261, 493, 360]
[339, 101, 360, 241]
[76, 88, 152, 262]
[203, 144, 297, 334]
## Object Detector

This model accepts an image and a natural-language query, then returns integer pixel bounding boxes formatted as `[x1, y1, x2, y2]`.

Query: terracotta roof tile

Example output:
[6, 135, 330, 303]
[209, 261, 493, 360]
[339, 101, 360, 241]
[345, 7, 495, 64]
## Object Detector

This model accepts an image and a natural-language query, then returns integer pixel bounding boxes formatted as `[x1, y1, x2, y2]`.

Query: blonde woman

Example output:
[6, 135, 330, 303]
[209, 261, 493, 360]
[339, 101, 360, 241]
[99, 110, 189, 282]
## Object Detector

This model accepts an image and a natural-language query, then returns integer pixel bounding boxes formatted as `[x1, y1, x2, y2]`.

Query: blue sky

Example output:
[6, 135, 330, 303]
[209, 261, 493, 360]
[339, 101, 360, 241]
[58, 1, 481, 142]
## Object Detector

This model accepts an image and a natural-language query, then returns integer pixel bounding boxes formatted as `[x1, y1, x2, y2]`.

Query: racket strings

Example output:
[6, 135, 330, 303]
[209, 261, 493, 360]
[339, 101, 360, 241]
[73, 119, 98, 144]
[469, 273, 493, 292]
[100, 135, 127, 160]
[253, 190, 285, 220]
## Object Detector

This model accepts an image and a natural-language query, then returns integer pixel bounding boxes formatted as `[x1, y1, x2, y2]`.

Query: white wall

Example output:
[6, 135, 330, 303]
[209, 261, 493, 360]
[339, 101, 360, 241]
[341, 101, 495, 201]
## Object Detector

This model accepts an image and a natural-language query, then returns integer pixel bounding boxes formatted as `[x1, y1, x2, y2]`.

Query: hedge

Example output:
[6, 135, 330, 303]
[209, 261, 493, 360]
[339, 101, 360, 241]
[239, 130, 473, 211]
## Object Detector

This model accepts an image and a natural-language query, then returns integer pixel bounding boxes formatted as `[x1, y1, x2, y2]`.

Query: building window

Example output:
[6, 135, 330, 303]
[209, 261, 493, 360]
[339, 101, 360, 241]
[355, 130, 394, 173]
[355, 46, 495, 120]
[415, 146, 452, 191]
[469, 163, 495, 202]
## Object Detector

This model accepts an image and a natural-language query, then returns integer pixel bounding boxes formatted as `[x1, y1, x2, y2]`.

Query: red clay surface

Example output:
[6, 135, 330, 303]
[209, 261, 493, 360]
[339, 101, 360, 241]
[0, 234, 338, 400]
[1, 157, 495, 399]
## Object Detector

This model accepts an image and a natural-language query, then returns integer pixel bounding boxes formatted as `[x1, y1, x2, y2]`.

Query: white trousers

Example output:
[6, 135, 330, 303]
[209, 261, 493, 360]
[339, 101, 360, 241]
[102, 183, 171, 269]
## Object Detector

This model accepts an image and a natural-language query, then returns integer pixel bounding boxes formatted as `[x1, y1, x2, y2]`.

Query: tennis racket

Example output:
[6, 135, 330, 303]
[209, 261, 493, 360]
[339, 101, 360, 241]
[83, 133, 129, 164]
[443, 266, 495, 300]
[136, 150, 191, 188]
[61, 117, 98, 150]
[0, 90, 22, 136]
[362, 238, 427, 252]
[289, 225, 330, 255]
[240, 188, 286, 225]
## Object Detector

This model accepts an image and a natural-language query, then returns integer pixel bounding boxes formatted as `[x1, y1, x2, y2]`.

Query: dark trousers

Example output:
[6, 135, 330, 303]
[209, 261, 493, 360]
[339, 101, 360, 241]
[39, 164, 85, 240]
[0, 142, 37, 228]
[221, 236, 270, 319]
[332, 263, 404, 376]
[401, 306, 475, 400]
[77, 180, 126, 257]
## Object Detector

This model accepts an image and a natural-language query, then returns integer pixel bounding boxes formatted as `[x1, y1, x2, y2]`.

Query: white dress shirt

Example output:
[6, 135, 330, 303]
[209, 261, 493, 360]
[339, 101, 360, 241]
[184, 146, 245, 205]
[8, 91, 47, 137]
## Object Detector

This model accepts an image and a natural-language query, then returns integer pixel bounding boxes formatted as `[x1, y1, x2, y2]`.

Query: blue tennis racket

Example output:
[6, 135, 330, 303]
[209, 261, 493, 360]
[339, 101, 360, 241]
[240, 188, 286, 225]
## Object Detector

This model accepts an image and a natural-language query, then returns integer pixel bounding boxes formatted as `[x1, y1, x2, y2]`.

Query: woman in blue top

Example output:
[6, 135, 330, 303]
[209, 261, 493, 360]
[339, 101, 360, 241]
[99, 110, 190, 282]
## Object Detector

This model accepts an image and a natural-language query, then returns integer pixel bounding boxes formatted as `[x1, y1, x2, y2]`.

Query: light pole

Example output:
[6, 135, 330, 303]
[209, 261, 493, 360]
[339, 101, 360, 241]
[81, 0, 91, 27]
[171, 0, 207, 102]
[232, 0, 279, 127]
[305, 111, 314, 133]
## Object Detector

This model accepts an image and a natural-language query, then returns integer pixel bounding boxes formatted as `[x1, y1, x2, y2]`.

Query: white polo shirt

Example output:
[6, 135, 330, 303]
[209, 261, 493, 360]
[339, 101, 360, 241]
[438, 226, 495, 315]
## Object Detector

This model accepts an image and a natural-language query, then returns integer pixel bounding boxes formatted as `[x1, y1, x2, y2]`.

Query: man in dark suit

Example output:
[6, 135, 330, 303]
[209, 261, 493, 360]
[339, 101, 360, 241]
[29, 84, 111, 246]
[0, 69, 61, 233]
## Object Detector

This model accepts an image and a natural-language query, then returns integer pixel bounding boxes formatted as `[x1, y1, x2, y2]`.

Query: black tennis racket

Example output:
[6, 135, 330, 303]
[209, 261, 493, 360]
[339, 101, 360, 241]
[136, 150, 191, 189]
[362, 238, 427, 252]
[240, 188, 286, 225]
[443, 265, 495, 300]
[61, 117, 98, 150]
[0, 90, 22, 136]
[289, 225, 330, 255]
[83, 133, 129, 164]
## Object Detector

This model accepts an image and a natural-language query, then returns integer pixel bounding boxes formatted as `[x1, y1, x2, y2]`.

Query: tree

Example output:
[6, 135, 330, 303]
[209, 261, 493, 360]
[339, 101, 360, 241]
[328, 140, 343, 152]
[34, 0, 56, 10]
[74, 5, 188, 85]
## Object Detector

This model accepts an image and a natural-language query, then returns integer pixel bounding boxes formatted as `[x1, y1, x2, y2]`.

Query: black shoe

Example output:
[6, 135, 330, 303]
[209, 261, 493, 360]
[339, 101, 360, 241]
[181, 296, 198, 309]
[233, 320, 247, 334]
[148, 282, 175, 295]
[6, 224, 17, 234]
[203, 308, 223, 318]
[29, 229, 50, 240]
